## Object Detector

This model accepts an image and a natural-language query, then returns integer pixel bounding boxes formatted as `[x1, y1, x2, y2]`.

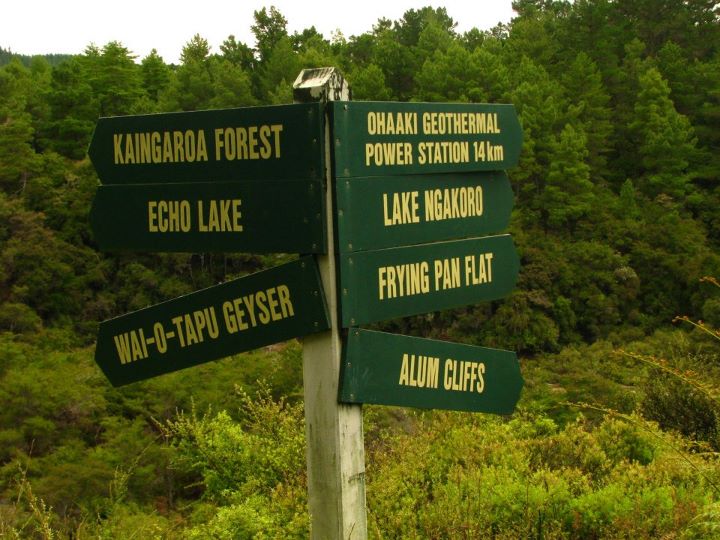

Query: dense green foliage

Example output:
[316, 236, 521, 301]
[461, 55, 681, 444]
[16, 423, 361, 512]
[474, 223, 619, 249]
[0, 47, 72, 69]
[1, 1, 720, 537]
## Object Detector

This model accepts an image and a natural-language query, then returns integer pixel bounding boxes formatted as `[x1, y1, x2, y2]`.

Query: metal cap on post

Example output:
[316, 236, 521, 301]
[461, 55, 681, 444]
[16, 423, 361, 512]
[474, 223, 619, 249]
[293, 67, 351, 102]
[294, 68, 367, 539]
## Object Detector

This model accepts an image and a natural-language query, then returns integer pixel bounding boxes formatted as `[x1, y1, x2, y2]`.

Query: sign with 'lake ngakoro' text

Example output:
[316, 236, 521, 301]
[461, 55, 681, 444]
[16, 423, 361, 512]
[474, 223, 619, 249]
[340, 329, 523, 414]
[94, 257, 329, 386]
[335, 171, 513, 252]
[88, 102, 324, 184]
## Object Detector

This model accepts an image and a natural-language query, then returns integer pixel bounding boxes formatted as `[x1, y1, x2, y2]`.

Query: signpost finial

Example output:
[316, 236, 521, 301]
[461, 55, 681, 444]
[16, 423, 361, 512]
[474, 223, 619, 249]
[292, 67, 351, 103]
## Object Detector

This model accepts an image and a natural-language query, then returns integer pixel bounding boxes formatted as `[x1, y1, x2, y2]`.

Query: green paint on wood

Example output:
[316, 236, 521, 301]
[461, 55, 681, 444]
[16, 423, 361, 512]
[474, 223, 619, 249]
[90, 180, 325, 253]
[336, 171, 513, 252]
[94, 256, 329, 386]
[88, 102, 324, 184]
[340, 329, 523, 414]
[332, 101, 522, 177]
[339, 234, 519, 327]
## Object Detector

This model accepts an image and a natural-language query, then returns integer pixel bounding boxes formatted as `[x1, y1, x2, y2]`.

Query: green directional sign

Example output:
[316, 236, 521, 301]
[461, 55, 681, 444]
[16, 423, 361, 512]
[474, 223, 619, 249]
[332, 101, 522, 178]
[340, 329, 523, 414]
[88, 102, 324, 184]
[90, 180, 325, 253]
[336, 171, 513, 253]
[94, 256, 329, 386]
[339, 234, 519, 327]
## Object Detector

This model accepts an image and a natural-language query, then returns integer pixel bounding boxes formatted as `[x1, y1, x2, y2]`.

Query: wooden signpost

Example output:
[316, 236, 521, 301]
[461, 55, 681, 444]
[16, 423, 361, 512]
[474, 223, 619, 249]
[88, 67, 525, 540]
[293, 68, 367, 539]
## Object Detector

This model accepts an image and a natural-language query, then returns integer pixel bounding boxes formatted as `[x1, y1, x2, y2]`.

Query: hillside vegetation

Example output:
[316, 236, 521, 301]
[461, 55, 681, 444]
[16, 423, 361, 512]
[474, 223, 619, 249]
[1, 1, 719, 537]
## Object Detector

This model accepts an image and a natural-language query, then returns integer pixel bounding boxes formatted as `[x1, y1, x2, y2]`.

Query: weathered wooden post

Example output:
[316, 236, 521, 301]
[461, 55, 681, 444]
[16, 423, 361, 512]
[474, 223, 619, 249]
[294, 68, 368, 539]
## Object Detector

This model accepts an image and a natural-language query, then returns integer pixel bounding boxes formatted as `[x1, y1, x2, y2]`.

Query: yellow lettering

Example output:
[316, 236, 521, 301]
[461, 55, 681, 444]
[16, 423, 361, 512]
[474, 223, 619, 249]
[185, 130, 196, 162]
[171, 315, 186, 347]
[276, 285, 294, 318]
[441, 358, 486, 393]
[256, 290, 270, 324]
[113, 134, 124, 164]
[214, 128, 225, 161]
[151, 200, 191, 233]
[113, 332, 132, 364]
[267, 287, 282, 321]
[259, 125, 272, 159]
[365, 142, 413, 167]
[151, 132, 162, 162]
[433, 257, 461, 291]
[242, 294, 257, 327]
[378, 262, 429, 300]
[130, 330, 145, 360]
[270, 124, 283, 157]
[138, 133, 151, 163]
[248, 126, 259, 159]
[427, 356, 440, 389]
[443, 359, 453, 390]
[148, 201, 158, 232]
[183, 313, 198, 345]
[233, 199, 243, 231]
[237, 127, 248, 159]
[477, 363, 485, 393]
[173, 131, 184, 162]
[222, 301, 237, 333]
[124, 135, 135, 164]
[399, 353, 410, 385]
[225, 127, 237, 160]
[196, 130, 208, 161]
[399, 354, 440, 389]
[233, 298, 249, 331]
[162, 132, 173, 162]
[465, 252, 494, 286]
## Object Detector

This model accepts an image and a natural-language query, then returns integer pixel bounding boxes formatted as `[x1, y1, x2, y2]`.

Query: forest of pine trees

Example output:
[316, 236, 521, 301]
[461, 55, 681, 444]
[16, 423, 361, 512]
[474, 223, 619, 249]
[1, 2, 720, 537]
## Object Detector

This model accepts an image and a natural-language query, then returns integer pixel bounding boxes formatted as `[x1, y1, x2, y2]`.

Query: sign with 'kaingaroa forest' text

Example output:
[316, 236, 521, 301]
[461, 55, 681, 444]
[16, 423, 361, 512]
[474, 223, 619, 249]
[88, 102, 324, 184]
[340, 329, 523, 414]
[94, 257, 329, 386]
[332, 101, 522, 177]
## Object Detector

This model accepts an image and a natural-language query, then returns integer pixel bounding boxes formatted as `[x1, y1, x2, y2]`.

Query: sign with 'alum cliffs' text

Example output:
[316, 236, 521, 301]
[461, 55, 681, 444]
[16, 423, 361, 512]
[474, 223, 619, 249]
[340, 329, 523, 414]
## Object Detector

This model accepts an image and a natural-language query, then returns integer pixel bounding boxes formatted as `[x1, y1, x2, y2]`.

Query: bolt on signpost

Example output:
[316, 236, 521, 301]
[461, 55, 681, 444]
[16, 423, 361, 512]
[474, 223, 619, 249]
[88, 66, 524, 540]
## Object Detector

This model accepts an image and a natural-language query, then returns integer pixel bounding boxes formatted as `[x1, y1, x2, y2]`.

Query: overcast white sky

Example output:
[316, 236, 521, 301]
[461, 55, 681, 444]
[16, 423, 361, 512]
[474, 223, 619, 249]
[3, 1, 516, 64]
